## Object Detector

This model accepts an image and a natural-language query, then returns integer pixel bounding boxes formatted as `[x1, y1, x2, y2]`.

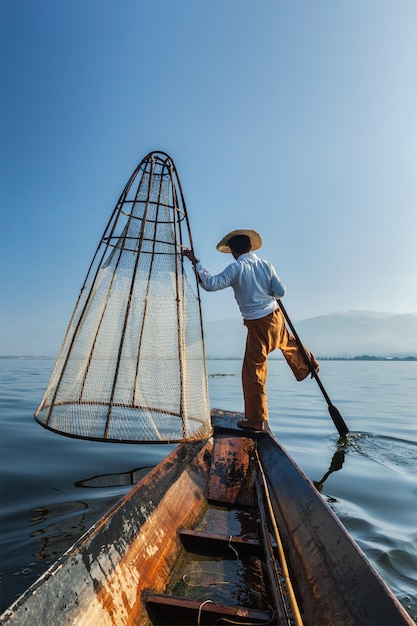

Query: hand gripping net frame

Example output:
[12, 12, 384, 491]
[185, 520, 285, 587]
[35, 151, 212, 443]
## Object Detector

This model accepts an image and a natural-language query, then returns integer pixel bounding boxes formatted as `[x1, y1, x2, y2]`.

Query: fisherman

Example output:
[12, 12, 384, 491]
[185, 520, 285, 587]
[182, 229, 319, 431]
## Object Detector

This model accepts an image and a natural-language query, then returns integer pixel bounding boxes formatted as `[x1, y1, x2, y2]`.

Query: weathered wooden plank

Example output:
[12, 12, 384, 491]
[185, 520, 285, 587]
[144, 593, 272, 625]
[178, 528, 263, 556]
[256, 432, 414, 626]
[206, 435, 255, 506]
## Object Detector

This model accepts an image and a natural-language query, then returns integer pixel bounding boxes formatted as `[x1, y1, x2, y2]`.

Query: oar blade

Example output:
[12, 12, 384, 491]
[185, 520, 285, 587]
[328, 404, 350, 437]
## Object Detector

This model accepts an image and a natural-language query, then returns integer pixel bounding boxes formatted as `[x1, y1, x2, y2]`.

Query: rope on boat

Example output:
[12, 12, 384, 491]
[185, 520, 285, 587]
[182, 571, 233, 587]
[198, 599, 214, 625]
[255, 449, 305, 626]
[213, 615, 276, 626]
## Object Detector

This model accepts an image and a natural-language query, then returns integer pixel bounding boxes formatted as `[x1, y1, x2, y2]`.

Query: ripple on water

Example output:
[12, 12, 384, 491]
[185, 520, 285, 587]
[346, 432, 417, 477]
[325, 494, 417, 620]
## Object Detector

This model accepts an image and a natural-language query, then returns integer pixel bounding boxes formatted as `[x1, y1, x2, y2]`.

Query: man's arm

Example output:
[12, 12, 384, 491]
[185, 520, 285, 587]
[271, 272, 286, 299]
[182, 248, 236, 292]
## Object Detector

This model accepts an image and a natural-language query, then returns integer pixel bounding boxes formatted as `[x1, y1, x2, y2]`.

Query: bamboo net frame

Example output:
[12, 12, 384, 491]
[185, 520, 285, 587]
[35, 151, 212, 443]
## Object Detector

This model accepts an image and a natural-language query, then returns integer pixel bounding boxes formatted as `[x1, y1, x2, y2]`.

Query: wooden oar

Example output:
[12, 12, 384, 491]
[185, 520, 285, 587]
[277, 301, 350, 437]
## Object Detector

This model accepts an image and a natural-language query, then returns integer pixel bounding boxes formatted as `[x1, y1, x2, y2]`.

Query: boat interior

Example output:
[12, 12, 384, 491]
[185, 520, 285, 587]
[144, 429, 285, 625]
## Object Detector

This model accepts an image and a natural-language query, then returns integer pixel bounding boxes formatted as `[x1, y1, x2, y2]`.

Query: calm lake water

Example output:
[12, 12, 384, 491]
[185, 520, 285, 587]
[0, 357, 416, 621]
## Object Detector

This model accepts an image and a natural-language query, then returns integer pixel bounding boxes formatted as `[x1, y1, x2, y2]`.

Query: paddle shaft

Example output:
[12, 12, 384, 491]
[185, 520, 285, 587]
[277, 300, 350, 436]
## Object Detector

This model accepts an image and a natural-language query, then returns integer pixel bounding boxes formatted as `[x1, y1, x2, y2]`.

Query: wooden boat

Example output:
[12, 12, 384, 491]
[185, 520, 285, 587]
[1, 410, 412, 626]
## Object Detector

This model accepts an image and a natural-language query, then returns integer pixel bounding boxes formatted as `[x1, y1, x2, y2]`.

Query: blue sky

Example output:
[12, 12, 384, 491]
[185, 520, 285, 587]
[1, 0, 416, 356]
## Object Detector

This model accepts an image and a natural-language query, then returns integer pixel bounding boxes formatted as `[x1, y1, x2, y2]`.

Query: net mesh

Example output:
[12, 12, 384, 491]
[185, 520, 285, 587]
[35, 152, 212, 443]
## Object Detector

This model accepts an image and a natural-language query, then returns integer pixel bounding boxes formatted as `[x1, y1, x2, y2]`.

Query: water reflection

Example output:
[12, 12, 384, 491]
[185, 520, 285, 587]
[313, 443, 346, 492]
[29, 500, 91, 563]
[22, 465, 154, 570]
[22, 465, 156, 568]
[75, 466, 153, 488]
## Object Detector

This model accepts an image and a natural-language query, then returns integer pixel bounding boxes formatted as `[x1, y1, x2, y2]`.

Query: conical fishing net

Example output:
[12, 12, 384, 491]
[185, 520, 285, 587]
[35, 152, 212, 443]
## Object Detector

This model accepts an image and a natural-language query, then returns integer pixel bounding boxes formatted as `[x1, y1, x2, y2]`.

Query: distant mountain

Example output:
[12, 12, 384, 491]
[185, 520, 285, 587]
[203, 311, 417, 359]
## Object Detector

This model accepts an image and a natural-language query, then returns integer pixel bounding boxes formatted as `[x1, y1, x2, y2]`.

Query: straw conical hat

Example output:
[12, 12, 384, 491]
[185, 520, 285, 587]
[216, 229, 262, 253]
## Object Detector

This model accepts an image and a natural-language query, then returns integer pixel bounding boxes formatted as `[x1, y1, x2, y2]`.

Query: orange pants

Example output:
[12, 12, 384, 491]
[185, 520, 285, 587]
[242, 309, 319, 421]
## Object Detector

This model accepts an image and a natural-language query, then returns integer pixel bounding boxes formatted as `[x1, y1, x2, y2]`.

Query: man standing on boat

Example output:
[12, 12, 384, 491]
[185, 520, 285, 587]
[182, 229, 319, 431]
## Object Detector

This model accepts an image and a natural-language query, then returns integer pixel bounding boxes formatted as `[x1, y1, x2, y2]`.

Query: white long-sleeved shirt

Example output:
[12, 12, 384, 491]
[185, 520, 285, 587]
[196, 252, 286, 320]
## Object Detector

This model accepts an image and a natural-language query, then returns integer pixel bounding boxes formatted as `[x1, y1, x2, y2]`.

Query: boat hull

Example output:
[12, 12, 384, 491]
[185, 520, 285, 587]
[1, 410, 413, 626]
